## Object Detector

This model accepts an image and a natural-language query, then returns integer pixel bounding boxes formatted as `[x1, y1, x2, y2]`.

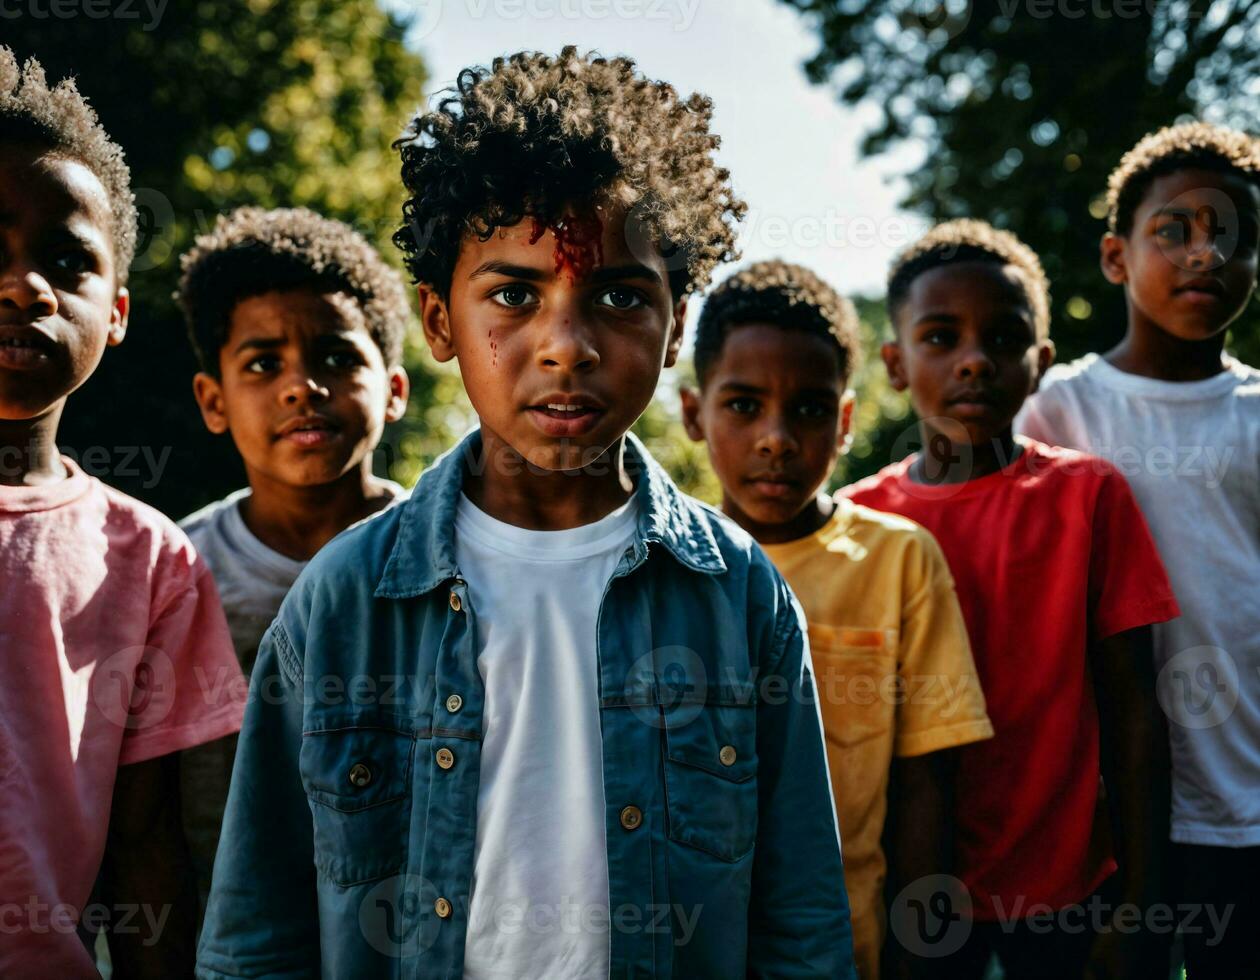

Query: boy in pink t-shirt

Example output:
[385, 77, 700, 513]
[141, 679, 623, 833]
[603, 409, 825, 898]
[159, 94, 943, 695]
[0, 48, 244, 978]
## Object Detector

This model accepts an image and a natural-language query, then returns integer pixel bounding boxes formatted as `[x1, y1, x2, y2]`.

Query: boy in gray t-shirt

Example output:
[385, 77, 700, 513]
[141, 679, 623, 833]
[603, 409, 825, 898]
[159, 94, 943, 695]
[175, 207, 411, 919]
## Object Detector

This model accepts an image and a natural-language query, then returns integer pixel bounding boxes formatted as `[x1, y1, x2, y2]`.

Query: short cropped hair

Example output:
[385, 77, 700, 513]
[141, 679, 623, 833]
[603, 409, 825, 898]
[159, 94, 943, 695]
[1107, 122, 1260, 236]
[0, 47, 136, 283]
[887, 219, 1051, 339]
[178, 207, 410, 373]
[393, 46, 744, 299]
[693, 260, 860, 386]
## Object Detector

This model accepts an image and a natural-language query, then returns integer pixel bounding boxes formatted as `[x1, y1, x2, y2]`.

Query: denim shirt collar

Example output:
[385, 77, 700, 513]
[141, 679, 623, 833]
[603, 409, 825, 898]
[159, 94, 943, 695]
[375, 429, 727, 599]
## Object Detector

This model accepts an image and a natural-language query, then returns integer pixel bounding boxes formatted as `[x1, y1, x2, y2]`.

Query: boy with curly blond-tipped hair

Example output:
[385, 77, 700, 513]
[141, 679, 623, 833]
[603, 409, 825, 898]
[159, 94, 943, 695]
[1017, 122, 1260, 978]
[174, 205, 411, 923]
[681, 260, 993, 979]
[198, 48, 856, 979]
[845, 220, 1180, 979]
[0, 47, 244, 979]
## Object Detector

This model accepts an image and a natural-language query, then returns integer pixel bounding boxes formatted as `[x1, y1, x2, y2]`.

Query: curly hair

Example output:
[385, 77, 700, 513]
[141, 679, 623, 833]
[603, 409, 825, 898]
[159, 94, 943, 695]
[178, 207, 411, 374]
[1107, 121, 1260, 235]
[694, 260, 860, 386]
[393, 46, 744, 299]
[887, 219, 1051, 339]
[0, 46, 136, 283]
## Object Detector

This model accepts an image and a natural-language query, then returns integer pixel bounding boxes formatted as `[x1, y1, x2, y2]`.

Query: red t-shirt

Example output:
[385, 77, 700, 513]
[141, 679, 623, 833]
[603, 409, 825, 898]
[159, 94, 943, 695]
[843, 439, 1179, 919]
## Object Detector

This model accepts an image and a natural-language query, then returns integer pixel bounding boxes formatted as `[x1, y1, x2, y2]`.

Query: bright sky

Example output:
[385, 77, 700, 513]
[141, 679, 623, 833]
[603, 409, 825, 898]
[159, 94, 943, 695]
[386, 0, 927, 301]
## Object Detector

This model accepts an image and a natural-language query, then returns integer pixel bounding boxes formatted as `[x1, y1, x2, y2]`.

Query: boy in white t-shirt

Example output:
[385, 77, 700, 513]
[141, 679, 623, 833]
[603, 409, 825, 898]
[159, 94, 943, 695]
[175, 207, 410, 918]
[1017, 121, 1260, 979]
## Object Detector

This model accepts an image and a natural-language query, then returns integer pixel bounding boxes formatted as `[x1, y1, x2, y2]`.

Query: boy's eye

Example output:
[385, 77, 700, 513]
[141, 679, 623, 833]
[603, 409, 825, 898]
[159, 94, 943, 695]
[922, 329, 953, 346]
[491, 285, 534, 308]
[796, 402, 830, 420]
[726, 396, 758, 415]
[596, 286, 645, 310]
[324, 350, 362, 370]
[54, 250, 92, 275]
[1156, 219, 1189, 245]
[246, 355, 281, 374]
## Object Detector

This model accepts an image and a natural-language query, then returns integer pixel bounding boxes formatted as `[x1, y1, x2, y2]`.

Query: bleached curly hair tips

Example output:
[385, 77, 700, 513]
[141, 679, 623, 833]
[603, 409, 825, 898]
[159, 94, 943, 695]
[178, 207, 411, 373]
[694, 260, 860, 385]
[393, 46, 745, 298]
[1107, 121, 1260, 235]
[887, 218, 1051, 339]
[0, 46, 136, 283]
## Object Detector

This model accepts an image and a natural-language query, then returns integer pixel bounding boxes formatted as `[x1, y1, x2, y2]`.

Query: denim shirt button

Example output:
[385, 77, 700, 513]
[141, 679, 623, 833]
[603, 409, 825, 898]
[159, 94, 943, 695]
[435, 747, 455, 770]
[347, 762, 372, 788]
[434, 897, 452, 919]
[719, 745, 737, 767]
[445, 693, 463, 713]
[619, 805, 643, 831]
[448, 591, 462, 612]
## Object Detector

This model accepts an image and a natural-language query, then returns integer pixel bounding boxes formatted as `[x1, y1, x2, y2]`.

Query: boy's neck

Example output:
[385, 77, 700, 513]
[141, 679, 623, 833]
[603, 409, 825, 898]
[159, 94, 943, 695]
[1105, 313, 1228, 382]
[463, 433, 635, 531]
[239, 458, 393, 561]
[0, 407, 69, 487]
[724, 493, 835, 547]
[913, 426, 1020, 485]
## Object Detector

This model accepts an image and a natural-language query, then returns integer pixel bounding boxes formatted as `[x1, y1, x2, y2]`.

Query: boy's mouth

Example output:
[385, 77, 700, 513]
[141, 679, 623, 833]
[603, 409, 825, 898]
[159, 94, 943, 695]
[745, 473, 800, 500]
[1175, 277, 1227, 304]
[276, 414, 339, 448]
[0, 326, 56, 370]
[525, 394, 605, 437]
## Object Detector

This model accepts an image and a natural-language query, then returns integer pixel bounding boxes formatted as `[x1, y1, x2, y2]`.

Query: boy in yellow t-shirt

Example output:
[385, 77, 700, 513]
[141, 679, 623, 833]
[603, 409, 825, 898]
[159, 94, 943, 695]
[682, 261, 993, 978]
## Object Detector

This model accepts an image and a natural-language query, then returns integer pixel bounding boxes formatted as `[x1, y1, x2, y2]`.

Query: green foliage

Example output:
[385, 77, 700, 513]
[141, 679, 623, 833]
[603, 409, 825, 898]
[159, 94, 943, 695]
[7, 1, 442, 515]
[780, 0, 1260, 371]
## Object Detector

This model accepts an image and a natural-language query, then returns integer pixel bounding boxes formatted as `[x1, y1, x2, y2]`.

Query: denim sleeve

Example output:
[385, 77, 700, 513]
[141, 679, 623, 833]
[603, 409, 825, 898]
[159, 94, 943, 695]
[196, 622, 319, 979]
[747, 595, 857, 979]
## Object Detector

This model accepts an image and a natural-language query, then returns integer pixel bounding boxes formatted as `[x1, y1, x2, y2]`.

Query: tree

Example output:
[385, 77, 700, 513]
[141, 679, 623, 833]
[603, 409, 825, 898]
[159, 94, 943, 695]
[780, 0, 1260, 366]
[7, 0, 443, 516]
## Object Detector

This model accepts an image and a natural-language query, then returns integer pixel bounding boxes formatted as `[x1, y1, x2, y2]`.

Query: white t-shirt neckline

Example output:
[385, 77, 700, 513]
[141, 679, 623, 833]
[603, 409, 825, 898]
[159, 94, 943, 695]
[455, 492, 638, 562]
[1080, 352, 1253, 402]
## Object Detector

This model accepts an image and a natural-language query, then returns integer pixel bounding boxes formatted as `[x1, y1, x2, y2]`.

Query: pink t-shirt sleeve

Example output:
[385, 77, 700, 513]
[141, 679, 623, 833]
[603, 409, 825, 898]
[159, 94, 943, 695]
[117, 541, 246, 766]
[1088, 465, 1181, 643]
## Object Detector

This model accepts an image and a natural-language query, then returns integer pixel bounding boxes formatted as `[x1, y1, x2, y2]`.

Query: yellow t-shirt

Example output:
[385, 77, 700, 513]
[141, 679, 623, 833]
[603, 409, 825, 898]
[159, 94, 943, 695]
[761, 497, 993, 979]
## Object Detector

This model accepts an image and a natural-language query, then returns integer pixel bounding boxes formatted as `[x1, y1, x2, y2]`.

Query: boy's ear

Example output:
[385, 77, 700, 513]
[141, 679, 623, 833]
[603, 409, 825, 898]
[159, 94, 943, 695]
[1100, 232, 1128, 285]
[107, 288, 130, 346]
[679, 384, 705, 442]
[663, 298, 688, 368]
[838, 389, 856, 454]
[880, 340, 909, 392]
[192, 371, 229, 435]
[384, 366, 410, 423]
[417, 285, 456, 362]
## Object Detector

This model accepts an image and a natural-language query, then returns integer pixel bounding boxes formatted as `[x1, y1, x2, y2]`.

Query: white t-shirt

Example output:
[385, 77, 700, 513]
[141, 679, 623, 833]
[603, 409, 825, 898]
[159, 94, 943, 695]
[456, 492, 638, 979]
[1016, 353, 1260, 846]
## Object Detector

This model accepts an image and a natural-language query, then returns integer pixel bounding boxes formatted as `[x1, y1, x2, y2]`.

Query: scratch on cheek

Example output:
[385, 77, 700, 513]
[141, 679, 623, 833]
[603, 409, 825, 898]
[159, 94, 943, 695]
[488, 328, 498, 367]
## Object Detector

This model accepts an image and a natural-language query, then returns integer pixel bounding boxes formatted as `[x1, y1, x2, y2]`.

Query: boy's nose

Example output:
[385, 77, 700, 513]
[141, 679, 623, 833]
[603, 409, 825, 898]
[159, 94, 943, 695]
[954, 344, 996, 379]
[280, 375, 330, 406]
[0, 265, 57, 319]
[535, 313, 600, 373]
[755, 417, 798, 457]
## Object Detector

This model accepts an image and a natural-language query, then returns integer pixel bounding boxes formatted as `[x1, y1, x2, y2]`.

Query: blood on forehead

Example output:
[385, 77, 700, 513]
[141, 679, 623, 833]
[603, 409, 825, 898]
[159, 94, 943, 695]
[529, 211, 604, 283]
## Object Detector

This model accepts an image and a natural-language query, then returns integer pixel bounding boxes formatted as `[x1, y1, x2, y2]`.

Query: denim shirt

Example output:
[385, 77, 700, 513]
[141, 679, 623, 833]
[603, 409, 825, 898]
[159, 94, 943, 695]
[197, 432, 855, 980]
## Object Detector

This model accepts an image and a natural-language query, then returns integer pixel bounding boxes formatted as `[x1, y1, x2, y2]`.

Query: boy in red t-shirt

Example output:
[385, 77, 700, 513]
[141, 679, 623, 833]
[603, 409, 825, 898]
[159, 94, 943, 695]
[843, 219, 1180, 979]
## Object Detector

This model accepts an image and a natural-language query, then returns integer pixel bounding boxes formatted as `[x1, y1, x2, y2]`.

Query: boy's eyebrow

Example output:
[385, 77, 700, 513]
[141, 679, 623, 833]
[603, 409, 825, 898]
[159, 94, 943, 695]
[716, 381, 767, 394]
[231, 336, 286, 355]
[588, 263, 664, 287]
[468, 260, 549, 282]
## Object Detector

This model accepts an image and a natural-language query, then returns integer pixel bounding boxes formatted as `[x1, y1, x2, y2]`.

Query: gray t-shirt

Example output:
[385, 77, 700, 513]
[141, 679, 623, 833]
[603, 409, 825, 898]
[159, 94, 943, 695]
[177, 483, 404, 918]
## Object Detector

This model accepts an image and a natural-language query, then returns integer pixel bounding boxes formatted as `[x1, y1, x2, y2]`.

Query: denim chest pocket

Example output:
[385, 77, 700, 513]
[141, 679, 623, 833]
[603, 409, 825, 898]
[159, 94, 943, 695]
[300, 726, 415, 886]
[662, 702, 758, 863]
